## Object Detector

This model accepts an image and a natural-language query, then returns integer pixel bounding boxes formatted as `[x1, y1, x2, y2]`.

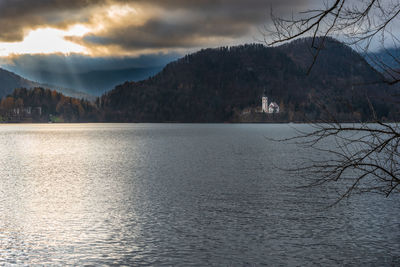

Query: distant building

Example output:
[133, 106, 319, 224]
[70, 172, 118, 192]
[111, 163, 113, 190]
[268, 102, 280, 113]
[261, 96, 280, 114]
[25, 107, 32, 115]
[12, 107, 32, 116]
[262, 96, 268, 113]
[11, 106, 40, 116]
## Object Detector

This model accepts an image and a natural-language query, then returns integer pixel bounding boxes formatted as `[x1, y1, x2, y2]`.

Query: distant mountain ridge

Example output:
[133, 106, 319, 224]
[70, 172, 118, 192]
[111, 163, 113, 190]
[365, 47, 400, 71]
[0, 68, 38, 98]
[0, 68, 93, 100]
[11, 66, 163, 96]
[1, 37, 399, 123]
[99, 37, 399, 122]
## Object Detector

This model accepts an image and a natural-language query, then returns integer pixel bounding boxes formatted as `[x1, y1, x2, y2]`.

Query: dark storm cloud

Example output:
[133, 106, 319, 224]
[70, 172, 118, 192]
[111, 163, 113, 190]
[82, 0, 309, 50]
[0, 0, 309, 51]
[83, 16, 253, 49]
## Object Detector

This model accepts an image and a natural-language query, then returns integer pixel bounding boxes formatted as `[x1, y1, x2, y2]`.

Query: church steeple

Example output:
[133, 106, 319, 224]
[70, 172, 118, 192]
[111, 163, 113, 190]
[262, 96, 268, 113]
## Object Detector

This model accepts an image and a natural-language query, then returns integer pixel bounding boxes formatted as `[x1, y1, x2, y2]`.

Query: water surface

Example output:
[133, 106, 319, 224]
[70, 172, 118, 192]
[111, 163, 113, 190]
[0, 124, 399, 265]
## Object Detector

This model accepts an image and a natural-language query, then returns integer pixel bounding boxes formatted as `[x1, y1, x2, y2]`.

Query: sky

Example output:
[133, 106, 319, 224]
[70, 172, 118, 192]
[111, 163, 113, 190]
[0, 0, 311, 74]
[1, 0, 397, 77]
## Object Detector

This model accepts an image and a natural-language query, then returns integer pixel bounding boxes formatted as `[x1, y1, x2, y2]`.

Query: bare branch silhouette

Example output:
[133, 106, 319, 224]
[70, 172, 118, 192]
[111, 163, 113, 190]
[265, 0, 400, 202]
[266, 0, 400, 84]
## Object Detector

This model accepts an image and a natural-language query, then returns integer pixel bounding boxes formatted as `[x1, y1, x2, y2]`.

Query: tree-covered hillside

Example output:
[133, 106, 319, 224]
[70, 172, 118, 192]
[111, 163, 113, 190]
[99, 38, 399, 122]
[1, 38, 398, 123]
[0, 87, 98, 122]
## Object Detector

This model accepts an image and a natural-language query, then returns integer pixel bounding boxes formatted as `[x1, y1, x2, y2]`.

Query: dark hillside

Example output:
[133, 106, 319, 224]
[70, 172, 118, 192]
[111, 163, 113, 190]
[96, 38, 399, 122]
[0, 68, 38, 97]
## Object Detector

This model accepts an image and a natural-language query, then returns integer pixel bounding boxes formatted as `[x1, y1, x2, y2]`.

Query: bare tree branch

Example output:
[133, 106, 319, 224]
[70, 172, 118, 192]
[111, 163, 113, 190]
[266, 0, 400, 84]
[265, 0, 400, 203]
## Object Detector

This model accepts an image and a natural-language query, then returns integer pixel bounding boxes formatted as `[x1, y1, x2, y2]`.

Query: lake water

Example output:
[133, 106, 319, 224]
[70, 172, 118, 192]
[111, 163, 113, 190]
[0, 124, 399, 266]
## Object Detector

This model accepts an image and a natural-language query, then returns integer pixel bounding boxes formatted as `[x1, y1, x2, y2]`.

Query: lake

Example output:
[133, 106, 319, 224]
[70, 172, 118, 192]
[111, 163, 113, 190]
[0, 124, 399, 265]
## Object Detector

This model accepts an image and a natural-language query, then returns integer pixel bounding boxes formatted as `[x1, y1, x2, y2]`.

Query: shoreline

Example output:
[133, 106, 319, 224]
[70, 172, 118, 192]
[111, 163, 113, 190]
[1, 121, 399, 125]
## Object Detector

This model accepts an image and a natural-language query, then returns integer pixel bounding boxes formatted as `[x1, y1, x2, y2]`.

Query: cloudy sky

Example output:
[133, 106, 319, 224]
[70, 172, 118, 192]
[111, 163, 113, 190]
[0, 0, 309, 56]
[0, 0, 314, 74]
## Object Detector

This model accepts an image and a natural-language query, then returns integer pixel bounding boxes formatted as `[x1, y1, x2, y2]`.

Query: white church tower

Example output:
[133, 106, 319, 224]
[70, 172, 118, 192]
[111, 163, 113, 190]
[262, 96, 269, 113]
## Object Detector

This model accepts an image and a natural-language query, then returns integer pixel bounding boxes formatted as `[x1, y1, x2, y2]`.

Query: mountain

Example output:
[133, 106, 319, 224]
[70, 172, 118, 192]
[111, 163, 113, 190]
[99, 37, 399, 122]
[0, 68, 93, 100]
[0, 68, 38, 98]
[15, 66, 163, 96]
[364, 48, 400, 83]
[366, 48, 400, 71]
[2, 38, 398, 123]
[278, 38, 384, 82]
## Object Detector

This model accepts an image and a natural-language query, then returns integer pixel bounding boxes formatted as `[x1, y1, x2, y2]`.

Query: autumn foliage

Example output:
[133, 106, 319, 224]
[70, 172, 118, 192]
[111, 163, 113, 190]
[0, 87, 99, 122]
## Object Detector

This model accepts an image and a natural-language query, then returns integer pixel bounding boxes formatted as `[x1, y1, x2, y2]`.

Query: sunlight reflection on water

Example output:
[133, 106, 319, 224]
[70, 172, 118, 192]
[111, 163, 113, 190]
[0, 124, 399, 265]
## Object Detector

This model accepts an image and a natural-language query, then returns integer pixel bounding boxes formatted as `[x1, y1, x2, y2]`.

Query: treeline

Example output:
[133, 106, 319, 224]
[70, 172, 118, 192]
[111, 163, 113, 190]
[98, 44, 306, 122]
[0, 87, 99, 122]
[1, 38, 399, 123]
[99, 38, 400, 122]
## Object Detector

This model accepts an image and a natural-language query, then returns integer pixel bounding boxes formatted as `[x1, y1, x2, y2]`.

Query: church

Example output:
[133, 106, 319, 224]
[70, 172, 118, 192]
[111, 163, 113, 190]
[261, 96, 280, 114]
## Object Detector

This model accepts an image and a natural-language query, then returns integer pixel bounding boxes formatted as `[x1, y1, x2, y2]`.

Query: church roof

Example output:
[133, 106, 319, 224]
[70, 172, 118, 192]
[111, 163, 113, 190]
[269, 102, 279, 107]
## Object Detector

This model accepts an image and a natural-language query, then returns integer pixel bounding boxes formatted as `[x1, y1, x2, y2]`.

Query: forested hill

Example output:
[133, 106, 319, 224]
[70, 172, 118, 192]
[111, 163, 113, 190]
[277, 38, 383, 82]
[0, 87, 98, 123]
[0, 68, 93, 100]
[99, 37, 399, 122]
